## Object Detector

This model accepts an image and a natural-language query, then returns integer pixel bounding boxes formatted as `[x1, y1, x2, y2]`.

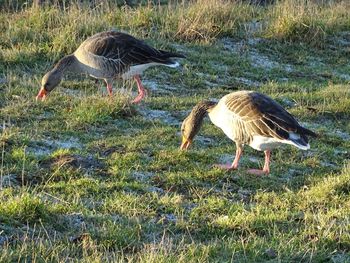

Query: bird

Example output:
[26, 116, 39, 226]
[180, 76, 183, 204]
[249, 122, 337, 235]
[36, 31, 185, 103]
[180, 90, 317, 175]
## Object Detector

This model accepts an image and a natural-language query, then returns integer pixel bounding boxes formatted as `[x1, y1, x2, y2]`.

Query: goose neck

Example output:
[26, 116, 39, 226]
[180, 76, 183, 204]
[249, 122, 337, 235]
[53, 54, 79, 74]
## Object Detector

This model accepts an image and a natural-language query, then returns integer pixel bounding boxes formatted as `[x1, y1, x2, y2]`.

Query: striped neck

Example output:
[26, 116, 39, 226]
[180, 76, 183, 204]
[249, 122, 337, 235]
[190, 100, 217, 119]
[185, 100, 217, 139]
[53, 55, 78, 74]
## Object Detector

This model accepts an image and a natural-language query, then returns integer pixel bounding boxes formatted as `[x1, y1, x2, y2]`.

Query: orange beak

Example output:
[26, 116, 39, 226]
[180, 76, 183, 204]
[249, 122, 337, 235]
[36, 88, 47, 101]
[180, 136, 192, 150]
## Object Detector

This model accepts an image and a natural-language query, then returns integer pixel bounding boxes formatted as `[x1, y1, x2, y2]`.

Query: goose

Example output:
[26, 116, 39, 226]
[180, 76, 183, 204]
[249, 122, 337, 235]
[36, 31, 185, 103]
[180, 90, 317, 175]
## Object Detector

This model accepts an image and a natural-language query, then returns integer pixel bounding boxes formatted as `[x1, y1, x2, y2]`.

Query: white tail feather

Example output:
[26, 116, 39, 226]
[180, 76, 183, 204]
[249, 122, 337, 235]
[288, 132, 310, 150]
[165, 61, 179, 68]
[288, 140, 310, 150]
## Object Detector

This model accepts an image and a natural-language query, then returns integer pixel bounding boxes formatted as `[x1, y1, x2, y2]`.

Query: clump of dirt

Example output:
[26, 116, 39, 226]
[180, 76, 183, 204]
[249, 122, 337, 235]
[90, 143, 127, 157]
[39, 154, 105, 171]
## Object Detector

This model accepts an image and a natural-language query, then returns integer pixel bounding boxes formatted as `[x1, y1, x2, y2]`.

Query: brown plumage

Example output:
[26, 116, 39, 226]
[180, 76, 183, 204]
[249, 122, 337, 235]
[36, 31, 185, 103]
[222, 91, 316, 147]
[181, 90, 317, 175]
[83, 31, 185, 71]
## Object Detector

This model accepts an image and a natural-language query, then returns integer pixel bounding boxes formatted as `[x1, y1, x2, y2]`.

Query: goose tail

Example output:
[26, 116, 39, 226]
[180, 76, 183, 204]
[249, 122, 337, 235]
[288, 129, 317, 150]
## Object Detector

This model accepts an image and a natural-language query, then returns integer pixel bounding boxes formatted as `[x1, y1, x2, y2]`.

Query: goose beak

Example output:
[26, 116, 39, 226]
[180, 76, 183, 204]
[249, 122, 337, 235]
[180, 136, 191, 150]
[36, 88, 47, 101]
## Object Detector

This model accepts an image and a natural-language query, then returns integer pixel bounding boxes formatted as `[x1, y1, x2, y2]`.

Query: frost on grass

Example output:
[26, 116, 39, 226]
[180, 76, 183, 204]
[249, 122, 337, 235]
[196, 135, 214, 147]
[248, 156, 260, 164]
[234, 77, 261, 87]
[249, 50, 279, 70]
[220, 37, 262, 53]
[195, 72, 221, 87]
[0, 235, 9, 246]
[147, 186, 164, 194]
[334, 130, 350, 141]
[243, 20, 264, 35]
[334, 72, 350, 81]
[331, 252, 350, 263]
[131, 171, 155, 183]
[249, 51, 294, 73]
[220, 37, 294, 74]
[220, 154, 261, 166]
[142, 80, 178, 95]
[159, 213, 177, 224]
[0, 77, 7, 85]
[301, 122, 350, 141]
[26, 145, 52, 157]
[142, 109, 179, 125]
[44, 137, 82, 150]
[219, 154, 233, 165]
[320, 161, 338, 168]
[27, 137, 82, 157]
[64, 213, 86, 230]
[0, 174, 19, 188]
[142, 80, 159, 92]
[334, 31, 350, 47]
[37, 112, 54, 121]
[308, 57, 325, 68]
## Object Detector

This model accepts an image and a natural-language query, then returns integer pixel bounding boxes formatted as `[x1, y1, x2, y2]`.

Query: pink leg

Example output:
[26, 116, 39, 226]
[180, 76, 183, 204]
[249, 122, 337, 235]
[105, 80, 113, 97]
[214, 147, 243, 170]
[132, 75, 147, 104]
[247, 150, 271, 175]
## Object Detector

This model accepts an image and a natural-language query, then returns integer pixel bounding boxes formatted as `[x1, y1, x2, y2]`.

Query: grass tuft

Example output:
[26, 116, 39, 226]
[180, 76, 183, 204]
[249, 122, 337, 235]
[0, 192, 52, 224]
[65, 95, 136, 129]
[0, 0, 349, 261]
[265, 0, 350, 46]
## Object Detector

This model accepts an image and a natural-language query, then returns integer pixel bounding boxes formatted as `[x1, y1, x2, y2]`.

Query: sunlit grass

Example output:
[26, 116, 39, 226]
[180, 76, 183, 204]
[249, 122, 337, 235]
[0, 0, 349, 261]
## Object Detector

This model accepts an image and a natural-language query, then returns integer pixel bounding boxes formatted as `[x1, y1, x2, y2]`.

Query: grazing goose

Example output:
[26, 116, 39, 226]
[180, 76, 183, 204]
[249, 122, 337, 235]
[180, 90, 317, 175]
[36, 31, 185, 103]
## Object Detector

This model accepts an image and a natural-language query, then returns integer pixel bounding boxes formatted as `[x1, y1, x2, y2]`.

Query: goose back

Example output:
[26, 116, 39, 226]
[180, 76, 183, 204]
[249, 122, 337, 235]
[74, 31, 184, 79]
[208, 90, 316, 150]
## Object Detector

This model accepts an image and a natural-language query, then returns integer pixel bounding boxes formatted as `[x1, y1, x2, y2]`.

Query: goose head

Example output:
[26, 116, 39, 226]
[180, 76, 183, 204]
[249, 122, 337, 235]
[180, 101, 216, 150]
[36, 70, 62, 101]
[36, 55, 76, 101]
[180, 115, 199, 150]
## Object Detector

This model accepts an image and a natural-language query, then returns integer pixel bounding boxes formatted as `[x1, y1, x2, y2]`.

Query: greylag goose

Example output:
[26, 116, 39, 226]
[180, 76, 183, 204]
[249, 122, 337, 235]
[36, 31, 185, 103]
[180, 90, 317, 175]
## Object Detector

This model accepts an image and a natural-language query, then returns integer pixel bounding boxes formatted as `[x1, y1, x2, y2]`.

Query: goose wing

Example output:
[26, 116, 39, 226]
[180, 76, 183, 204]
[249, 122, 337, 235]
[82, 31, 184, 68]
[224, 91, 316, 141]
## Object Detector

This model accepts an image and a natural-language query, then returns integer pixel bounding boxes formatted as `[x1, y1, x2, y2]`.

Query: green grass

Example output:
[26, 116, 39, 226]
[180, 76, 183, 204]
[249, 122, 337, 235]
[0, 0, 350, 262]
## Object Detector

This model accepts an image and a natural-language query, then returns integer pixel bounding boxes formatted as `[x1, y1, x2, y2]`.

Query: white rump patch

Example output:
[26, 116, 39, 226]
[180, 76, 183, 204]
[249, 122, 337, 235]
[122, 63, 160, 79]
[249, 136, 283, 151]
[249, 135, 310, 151]
[122, 61, 179, 79]
[288, 132, 310, 150]
[165, 61, 179, 68]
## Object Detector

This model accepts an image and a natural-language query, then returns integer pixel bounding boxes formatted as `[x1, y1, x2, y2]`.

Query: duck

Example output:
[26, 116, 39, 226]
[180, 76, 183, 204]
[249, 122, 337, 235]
[36, 31, 185, 103]
[180, 90, 317, 175]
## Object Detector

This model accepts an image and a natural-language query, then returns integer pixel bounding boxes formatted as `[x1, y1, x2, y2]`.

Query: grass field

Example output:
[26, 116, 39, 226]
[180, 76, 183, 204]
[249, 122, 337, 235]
[0, 0, 350, 261]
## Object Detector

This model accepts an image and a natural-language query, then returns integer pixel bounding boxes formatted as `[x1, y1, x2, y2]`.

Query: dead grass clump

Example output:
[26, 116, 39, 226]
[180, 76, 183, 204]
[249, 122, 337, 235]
[39, 153, 104, 171]
[265, 0, 350, 46]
